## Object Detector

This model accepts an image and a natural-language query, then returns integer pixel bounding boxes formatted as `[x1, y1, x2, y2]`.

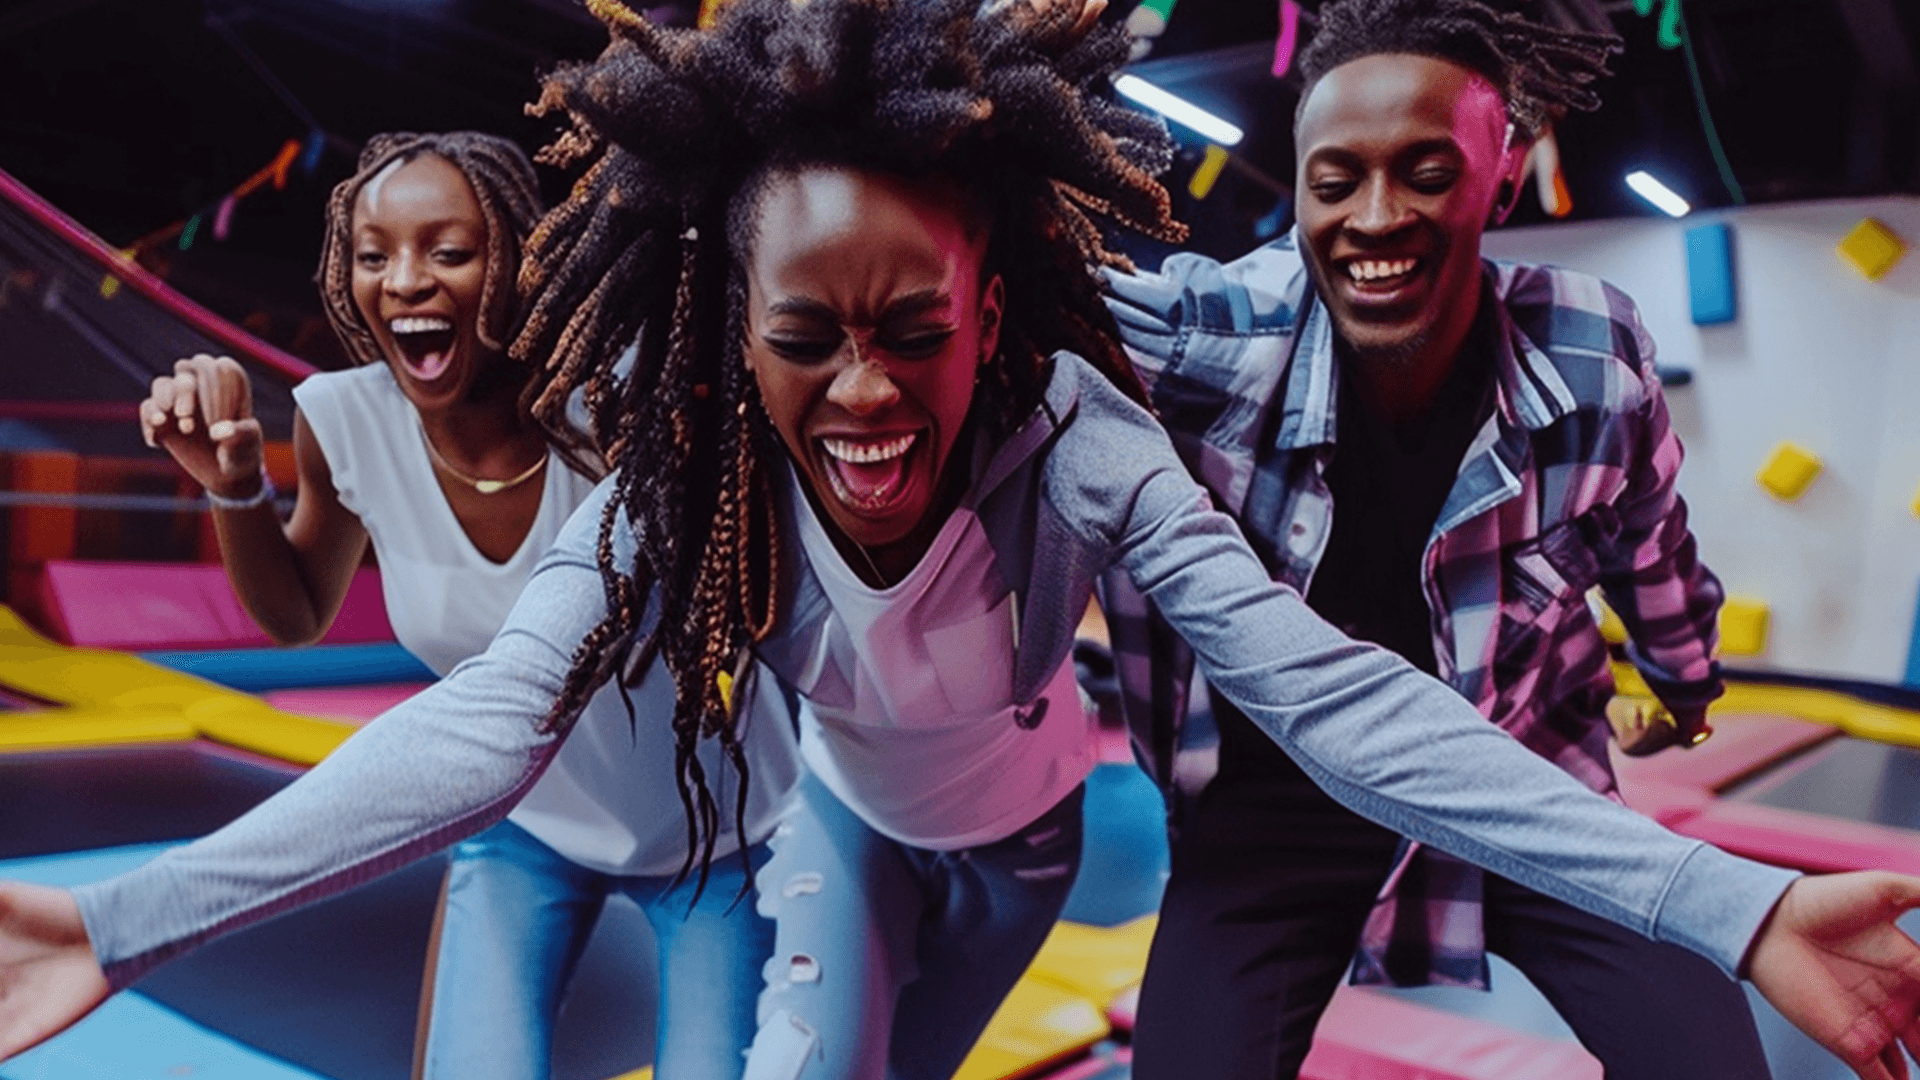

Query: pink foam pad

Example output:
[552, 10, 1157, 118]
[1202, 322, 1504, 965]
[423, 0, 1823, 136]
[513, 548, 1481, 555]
[1613, 777, 1713, 827]
[1300, 986, 1601, 1080]
[263, 683, 431, 726]
[1678, 801, 1920, 876]
[1612, 712, 1838, 794]
[36, 561, 394, 650]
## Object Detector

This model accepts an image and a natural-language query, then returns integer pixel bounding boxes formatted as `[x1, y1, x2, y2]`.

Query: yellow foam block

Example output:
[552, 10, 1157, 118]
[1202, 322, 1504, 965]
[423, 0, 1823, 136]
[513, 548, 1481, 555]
[954, 976, 1109, 1080]
[602, 1068, 652, 1080]
[1025, 916, 1158, 1007]
[1756, 442, 1822, 501]
[1838, 217, 1908, 281]
[1718, 596, 1770, 656]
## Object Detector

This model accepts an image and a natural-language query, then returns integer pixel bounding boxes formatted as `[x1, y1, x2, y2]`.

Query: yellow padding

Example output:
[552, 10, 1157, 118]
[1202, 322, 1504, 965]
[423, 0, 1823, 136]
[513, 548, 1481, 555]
[1756, 442, 1822, 501]
[0, 709, 195, 752]
[602, 1068, 652, 1080]
[0, 604, 356, 762]
[954, 976, 1109, 1080]
[1613, 661, 1920, 750]
[1024, 916, 1158, 1008]
[1587, 589, 1627, 646]
[1718, 597, 1771, 657]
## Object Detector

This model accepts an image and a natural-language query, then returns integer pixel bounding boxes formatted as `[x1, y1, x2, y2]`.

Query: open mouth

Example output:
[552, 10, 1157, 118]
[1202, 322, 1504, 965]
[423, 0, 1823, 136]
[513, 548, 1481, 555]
[1342, 257, 1424, 294]
[388, 316, 457, 381]
[817, 432, 919, 514]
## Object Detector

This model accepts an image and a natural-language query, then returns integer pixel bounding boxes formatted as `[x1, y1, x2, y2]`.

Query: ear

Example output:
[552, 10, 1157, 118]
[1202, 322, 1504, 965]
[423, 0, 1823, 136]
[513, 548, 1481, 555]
[1488, 123, 1531, 227]
[978, 273, 1006, 366]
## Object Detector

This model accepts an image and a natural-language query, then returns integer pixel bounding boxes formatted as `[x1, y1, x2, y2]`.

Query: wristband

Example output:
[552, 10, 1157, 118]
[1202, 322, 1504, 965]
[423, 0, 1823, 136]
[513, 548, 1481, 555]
[205, 473, 277, 511]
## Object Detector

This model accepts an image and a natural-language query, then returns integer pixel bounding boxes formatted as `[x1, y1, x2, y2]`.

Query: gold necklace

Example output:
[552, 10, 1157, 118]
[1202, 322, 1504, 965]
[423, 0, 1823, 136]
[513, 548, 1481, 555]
[418, 420, 548, 495]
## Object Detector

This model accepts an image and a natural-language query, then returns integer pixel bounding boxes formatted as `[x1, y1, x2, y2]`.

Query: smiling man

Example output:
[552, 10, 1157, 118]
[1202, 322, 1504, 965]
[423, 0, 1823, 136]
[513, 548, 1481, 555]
[1100, 1, 1767, 1077]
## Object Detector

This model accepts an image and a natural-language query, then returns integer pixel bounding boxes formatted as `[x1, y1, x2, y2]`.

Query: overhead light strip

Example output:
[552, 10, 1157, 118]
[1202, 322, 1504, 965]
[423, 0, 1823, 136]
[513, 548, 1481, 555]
[1112, 74, 1244, 147]
[1625, 170, 1691, 218]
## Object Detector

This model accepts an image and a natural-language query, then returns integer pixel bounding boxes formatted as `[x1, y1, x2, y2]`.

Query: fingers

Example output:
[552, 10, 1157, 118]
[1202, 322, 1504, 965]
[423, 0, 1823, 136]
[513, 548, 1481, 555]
[212, 417, 264, 476]
[155, 355, 252, 440]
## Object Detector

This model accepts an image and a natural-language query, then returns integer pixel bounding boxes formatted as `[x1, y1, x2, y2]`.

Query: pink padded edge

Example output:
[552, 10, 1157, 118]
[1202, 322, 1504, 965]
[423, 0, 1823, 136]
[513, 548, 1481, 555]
[263, 684, 430, 726]
[37, 560, 394, 650]
[1612, 712, 1838, 793]
[1300, 986, 1601, 1080]
[1679, 801, 1920, 876]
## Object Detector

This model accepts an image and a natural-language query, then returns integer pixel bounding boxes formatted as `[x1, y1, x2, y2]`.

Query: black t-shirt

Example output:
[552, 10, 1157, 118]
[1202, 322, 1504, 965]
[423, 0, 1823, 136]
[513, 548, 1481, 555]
[1216, 305, 1499, 783]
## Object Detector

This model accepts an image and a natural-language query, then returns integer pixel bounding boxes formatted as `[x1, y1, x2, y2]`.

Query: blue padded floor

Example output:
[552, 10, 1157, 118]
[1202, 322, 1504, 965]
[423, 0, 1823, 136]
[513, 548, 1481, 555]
[0, 844, 324, 1080]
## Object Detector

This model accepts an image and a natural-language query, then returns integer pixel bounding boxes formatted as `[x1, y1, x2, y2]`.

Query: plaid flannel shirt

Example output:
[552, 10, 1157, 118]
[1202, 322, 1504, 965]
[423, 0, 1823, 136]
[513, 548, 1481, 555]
[1101, 234, 1725, 988]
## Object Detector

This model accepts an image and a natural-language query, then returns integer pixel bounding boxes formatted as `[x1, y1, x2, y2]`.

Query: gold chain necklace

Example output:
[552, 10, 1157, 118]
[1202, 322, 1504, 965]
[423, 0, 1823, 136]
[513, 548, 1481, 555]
[417, 419, 548, 495]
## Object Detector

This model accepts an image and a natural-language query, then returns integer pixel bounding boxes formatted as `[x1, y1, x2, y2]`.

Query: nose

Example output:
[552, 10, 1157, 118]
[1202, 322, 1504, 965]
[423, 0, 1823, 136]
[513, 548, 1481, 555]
[383, 249, 434, 302]
[1348, 175, 1414, 238]
[826, 346, 900, 416]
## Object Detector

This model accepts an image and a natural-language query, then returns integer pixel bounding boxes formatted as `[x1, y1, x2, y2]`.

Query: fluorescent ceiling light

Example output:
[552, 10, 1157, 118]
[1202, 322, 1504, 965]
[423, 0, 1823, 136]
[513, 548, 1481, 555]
[1625, 170, 1690, 218]
[1113, 74, 1244, 147]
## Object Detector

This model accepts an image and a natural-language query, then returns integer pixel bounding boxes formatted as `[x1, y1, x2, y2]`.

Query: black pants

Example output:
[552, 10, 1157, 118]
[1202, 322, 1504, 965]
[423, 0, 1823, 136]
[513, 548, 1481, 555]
[1131, 705, 1772, 1080]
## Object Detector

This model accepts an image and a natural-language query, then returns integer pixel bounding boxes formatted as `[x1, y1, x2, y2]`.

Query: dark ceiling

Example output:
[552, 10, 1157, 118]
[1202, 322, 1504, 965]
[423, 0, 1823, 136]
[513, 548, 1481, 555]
[1, 0, 1914, 365]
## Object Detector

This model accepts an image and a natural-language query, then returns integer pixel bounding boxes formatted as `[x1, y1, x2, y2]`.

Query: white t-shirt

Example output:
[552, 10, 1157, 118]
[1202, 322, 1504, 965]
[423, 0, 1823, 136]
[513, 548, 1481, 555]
[788, 470, 1093, 850]
[294, 364, 798, 875]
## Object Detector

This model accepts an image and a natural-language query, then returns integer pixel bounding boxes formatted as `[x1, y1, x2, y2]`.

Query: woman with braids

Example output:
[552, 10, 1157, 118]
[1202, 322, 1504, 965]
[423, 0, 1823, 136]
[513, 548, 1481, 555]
[8, 4, 1920, 1080]
[1097, 0, 1800, 1076]
[131, 130, 799, 1080]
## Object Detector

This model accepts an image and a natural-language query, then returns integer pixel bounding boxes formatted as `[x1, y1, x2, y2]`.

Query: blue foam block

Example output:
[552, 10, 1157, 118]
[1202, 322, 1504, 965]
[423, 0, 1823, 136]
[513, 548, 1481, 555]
[1906, 583, 1920, 689]
[1686, 221, 1737, 325]
[140, 642, 435, 692]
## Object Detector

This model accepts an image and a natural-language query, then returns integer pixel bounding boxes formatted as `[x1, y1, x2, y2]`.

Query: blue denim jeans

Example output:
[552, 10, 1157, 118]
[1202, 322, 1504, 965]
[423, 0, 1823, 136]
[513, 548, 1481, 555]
[422, 819, 774, 1080]
[743, 775, 1084, 1080]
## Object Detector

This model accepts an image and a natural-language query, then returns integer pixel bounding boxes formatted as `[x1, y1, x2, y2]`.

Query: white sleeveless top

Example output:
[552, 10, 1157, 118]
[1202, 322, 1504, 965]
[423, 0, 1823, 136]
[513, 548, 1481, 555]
[294, 364, 798, 875]
[788, 469, 1093, 850]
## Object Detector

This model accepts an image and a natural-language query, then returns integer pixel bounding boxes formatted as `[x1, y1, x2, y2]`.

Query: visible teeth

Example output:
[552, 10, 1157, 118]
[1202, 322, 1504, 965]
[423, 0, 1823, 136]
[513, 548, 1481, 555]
[822, 433, 915, 464]
[1347, 259, 1419, 282]
[390, 316, 454, 334]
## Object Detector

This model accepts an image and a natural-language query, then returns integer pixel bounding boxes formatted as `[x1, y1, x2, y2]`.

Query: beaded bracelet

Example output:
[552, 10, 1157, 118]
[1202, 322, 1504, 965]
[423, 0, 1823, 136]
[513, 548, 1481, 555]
[204, 474, 277, 511]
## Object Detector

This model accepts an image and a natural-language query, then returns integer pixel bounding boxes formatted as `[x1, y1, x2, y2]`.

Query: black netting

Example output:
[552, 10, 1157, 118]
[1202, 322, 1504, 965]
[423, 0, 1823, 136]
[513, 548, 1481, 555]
[0, 167, 308, 458]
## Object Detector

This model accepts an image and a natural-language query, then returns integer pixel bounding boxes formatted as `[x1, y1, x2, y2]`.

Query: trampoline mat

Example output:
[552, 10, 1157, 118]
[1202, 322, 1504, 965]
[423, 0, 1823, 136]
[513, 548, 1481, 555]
[0, 742, 298, 859]
[3, 742, 659, 1079]
[1727, 736, 1920, 832]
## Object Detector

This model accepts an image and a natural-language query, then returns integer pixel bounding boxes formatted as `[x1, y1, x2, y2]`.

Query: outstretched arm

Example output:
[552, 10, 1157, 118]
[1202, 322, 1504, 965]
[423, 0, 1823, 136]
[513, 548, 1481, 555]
[1049, 353, 1920, 1079]
[0, 478, 631, 1061]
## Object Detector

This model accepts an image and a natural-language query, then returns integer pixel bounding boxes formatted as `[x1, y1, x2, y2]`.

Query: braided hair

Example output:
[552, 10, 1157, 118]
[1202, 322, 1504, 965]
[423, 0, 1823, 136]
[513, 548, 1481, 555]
[316, 131, 544, 368]
[1298, 0, 1622, 140]
[513, 0, 1185, 885]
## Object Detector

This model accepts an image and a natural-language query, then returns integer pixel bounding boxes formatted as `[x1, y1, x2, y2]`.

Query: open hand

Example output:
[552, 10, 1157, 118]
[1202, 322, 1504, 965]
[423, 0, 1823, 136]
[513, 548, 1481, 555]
[139, 353, 266, 502]
[1748, 872, 1920, 1080]
[0, 881, 110, 1061]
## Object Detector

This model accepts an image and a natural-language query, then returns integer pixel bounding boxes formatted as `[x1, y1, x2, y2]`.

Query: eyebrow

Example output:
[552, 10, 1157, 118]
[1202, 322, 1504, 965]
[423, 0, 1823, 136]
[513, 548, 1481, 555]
[766, 288, 953, 322]
[353, 220, 483, 240]
[1305, 137, 1465, 168]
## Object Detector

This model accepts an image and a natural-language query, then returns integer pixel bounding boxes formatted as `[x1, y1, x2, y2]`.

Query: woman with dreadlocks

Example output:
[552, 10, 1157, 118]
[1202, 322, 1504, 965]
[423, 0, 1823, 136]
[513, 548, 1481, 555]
[9, 4, 1920, 1080]
[133, 131, 798, 1080]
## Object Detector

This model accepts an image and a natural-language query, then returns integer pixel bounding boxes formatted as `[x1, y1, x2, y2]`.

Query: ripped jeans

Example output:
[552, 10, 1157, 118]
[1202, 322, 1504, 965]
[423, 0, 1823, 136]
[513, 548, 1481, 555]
[744, 773, 1085, 1080]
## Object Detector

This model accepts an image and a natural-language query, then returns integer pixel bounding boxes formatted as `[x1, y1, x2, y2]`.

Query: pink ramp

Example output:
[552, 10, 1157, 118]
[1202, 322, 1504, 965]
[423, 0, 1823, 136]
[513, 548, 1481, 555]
[37, 560, 394, 650]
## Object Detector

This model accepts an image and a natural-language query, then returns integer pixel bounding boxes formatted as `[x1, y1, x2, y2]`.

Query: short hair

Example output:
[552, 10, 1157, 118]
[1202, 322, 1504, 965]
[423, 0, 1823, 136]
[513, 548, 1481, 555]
[316, 131, 543, 368]
[513, 0, 1185, 883]
[1298, 0, 1622, 140]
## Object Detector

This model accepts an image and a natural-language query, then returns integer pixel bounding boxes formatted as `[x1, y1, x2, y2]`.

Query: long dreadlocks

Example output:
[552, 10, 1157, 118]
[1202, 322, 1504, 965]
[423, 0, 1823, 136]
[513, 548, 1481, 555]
[512, 0, 1185, 884]
[317, 131, 544, 369]
[1298, 0, 1623, 139]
